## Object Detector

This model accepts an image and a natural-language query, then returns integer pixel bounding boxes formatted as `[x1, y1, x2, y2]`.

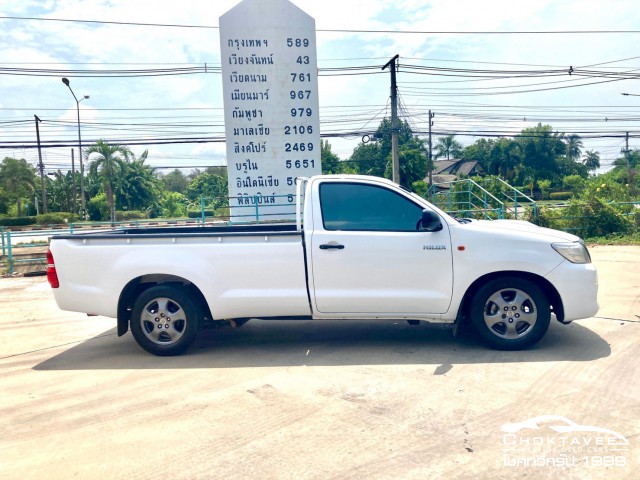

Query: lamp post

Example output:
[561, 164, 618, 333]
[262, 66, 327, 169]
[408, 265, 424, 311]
[62, 77, 89, 219]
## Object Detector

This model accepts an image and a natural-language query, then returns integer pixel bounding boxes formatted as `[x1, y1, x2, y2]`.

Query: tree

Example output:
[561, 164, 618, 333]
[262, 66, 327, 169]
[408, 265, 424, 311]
[0, 157, 37, 216]
[85, 141, 132, 222]
[462, 138, 494, 168]
[565, 134, 584, 162]
[114, 150, 161, 212]
[537, 179, 552, 200]
[434, 135, 463, 160]
[0, 185, 8, 215]
[321, 140, 342, 174]
[349, 118, 427, 186]
[612, 148, 639, 170]
[186, 173, 228, 208]
[489, 138, 521, 181]
[350, 118, 417, 179]
[582, 150, 601, 172]
[516, 124, 566, 181]
[349, 142, 379, 176]
[47, 170, 79, 213]
[385, 141, 428, 188]
[562, 174, 585, 193]
[556, 156, 588, 180]
[160, 191, 188, 218]
[205, 166, 228, 177]
[161, 169, 189, 194]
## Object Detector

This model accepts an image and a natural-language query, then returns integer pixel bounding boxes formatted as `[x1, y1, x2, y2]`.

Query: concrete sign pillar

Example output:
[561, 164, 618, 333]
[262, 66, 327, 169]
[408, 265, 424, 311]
[220, 0, 321, 221]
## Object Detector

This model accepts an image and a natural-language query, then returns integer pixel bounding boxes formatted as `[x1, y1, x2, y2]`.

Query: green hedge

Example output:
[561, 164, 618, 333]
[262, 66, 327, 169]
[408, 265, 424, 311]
[115, 211, 148, 221]
[549, 191, 573, 200]
[0, 216, 37, 227]
[36, 212, 78, 225]
[187, 210, 215, 218]
[215, 207, 230, 219]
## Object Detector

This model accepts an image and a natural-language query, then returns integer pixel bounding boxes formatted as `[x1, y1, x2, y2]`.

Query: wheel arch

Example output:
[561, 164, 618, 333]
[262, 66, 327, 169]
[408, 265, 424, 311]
[117, 274, 211, 337]
[457, 270, 564, 326]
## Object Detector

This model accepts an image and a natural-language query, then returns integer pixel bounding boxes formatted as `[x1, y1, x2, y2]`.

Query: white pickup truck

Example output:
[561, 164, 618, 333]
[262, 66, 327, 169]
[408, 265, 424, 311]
[48, 175, 598, 356]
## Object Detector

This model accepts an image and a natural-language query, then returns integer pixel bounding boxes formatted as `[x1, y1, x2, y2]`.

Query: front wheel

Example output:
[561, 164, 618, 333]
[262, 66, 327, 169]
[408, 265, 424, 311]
[130, 285, 202, 356]
[470, 277, 550, 350]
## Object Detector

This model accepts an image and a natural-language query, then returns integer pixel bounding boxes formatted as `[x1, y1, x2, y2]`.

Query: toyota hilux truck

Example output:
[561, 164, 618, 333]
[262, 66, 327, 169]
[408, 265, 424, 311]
[47, 175, 598, 356]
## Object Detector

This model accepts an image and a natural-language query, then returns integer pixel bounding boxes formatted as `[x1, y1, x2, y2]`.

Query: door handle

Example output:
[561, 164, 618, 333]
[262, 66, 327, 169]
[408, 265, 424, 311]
[319, 243, 345, 250]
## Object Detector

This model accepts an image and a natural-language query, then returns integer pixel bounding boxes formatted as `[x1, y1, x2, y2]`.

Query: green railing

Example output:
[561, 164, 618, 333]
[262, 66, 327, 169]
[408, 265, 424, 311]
[427, 178, 506, 219]
[1, 228, 49, 275]
[199, 194, 297, 223]
[1, 197, 298, 274]
[482, 177, 537, 221]
[427, 176, 538, 221]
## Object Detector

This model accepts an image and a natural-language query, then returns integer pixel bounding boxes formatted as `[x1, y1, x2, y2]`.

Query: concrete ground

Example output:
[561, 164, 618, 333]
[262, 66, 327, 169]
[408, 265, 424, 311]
[1, 246, 638, 480]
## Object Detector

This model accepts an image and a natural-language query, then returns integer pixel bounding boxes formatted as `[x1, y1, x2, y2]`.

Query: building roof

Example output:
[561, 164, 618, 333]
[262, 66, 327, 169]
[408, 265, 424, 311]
[433, 160, 459, 174]
[457, 160, 480, 176]
[433, 159, 484, 177]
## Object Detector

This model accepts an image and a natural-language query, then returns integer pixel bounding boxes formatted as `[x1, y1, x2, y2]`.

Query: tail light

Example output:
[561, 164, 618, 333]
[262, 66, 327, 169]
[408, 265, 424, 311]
[47, 249, 59, 288]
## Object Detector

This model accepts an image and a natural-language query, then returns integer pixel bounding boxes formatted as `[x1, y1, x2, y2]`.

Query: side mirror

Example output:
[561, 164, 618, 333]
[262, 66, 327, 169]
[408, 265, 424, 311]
[421, 209, 443, 232]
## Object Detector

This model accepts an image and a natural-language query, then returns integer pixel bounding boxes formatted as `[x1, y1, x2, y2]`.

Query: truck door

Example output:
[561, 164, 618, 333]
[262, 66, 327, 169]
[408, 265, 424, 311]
[309, 181, 453, 315]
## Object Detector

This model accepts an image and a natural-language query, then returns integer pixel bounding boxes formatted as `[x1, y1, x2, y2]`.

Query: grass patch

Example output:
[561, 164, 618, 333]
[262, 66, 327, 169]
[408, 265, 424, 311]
[585, 232, 640, 246]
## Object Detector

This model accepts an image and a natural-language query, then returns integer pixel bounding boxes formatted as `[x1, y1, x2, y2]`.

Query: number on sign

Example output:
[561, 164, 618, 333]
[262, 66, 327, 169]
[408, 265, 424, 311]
[284, 125, 313, 135]
[290, 90, 312, 100]
[287, 38, 310, 47]
[285, 159, 316, 169]
[290, 73, 311, 82]
[291, 108, 313, 117]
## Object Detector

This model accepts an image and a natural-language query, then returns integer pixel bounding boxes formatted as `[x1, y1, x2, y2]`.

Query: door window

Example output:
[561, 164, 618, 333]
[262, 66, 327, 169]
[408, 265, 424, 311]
[320, 182, 425, 231]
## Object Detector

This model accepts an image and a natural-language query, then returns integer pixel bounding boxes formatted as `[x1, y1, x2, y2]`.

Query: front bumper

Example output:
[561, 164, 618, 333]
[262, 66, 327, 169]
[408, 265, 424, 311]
[546, 260, 599, 323]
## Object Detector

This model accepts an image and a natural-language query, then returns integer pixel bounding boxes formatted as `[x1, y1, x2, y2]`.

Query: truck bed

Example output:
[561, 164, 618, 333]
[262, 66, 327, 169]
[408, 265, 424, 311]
[52, 222, 301, 239]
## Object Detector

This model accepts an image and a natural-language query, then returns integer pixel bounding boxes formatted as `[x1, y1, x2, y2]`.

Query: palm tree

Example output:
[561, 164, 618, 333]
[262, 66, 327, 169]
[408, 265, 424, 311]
[434, 135, 463, 160]
[0, 157, 37, 216]
[85, 141, 132, 222]
[565, 134, 583, 162]
[582, 150, 601, 172]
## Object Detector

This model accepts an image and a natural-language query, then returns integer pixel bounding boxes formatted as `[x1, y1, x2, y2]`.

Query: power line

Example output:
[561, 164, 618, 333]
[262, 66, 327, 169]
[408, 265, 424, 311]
[3, 16, 640, 34]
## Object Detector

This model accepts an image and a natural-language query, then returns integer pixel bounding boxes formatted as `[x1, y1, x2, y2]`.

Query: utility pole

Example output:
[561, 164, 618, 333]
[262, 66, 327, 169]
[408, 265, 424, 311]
[428, 110, 435, 185]
[71, 149, 77, 216]
[625, 131, 631, 173]
[382, 54, 400, 184]
[626, 131, 636, 195]
[34, 115, 47, 214]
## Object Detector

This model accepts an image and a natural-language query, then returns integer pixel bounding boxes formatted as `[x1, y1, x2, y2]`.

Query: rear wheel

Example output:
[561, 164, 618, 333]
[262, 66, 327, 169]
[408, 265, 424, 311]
[470, 277, 550, 350]
[130, 285, 201, 356]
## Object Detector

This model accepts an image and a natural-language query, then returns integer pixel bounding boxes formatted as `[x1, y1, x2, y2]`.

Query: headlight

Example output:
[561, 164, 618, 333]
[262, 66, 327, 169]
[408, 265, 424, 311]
[552, 242, 591, 264]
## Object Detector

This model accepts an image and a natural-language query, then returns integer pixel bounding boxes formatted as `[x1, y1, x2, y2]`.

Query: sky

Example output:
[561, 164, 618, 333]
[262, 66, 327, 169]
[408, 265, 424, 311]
[2, 0, 640, 177]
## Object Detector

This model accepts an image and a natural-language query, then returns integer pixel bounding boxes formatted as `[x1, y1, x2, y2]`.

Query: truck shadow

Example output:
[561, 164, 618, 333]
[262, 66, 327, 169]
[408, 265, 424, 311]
[34, 318, 610, 371]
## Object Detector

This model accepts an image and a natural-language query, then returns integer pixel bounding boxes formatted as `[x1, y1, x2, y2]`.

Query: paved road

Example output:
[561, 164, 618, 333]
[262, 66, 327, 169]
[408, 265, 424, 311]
[1, 246, 638, 479]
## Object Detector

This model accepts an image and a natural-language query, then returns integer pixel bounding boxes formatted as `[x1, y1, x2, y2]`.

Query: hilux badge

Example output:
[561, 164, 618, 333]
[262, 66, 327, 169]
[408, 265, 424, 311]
[423, 245, 447, 250]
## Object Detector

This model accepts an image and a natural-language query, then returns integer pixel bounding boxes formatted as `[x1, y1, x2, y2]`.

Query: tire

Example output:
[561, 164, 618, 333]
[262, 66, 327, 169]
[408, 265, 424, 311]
[470, 277, 550, 350]
[130, 285, 202, 356]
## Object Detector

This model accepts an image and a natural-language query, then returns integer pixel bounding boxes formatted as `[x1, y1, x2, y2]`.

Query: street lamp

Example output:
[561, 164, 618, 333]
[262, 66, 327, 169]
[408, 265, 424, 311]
[62, 77, 89, 219]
